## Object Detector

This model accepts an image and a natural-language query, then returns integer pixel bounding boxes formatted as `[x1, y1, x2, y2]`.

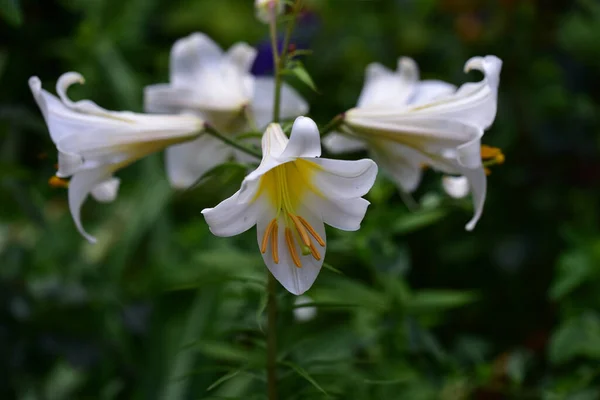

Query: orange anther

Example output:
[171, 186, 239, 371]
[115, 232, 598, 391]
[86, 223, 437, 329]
[297, 215, 325, 247]
[285, 227, 302, 268]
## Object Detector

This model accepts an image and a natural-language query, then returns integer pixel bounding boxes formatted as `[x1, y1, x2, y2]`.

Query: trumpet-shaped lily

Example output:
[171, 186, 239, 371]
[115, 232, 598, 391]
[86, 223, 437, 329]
[325, 56, 502, 230]
[30, 72, 205, 243]
[144, 33, 309, 189]
[202, 117, 377, 295]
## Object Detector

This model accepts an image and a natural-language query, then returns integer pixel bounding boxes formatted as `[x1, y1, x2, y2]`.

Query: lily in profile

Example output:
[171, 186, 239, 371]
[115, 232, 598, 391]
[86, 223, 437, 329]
[202, 117, 377, 295]
[145, 33, 308, 189]
[30, 72, 205, 243]
[325, 56, 502, 230]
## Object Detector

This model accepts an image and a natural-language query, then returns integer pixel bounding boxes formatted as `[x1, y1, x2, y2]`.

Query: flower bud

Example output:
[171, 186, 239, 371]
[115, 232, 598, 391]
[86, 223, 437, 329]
[255, 0, 284, 24]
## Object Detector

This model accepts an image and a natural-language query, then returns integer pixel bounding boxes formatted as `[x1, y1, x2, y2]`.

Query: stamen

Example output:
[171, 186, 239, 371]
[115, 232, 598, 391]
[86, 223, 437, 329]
[484, 167, 492, 176]
[261, 219, 276, 254]
[48, 176, 69, 188]
[271, 223, 279, 264]
[288, 213, 310, 247]
[297, 216, 325, 247]
[480, 145, 502, 160]
[308, 242, 321, 261]
[285, 227, 302, 268]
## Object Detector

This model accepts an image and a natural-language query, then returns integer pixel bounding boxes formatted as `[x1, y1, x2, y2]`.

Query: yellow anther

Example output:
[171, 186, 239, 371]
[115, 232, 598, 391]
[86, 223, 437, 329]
[297, 215, 325, 247]
[285, 228, 302, 268]
[308, 242, 321, 261]
[480, 145, 502, 160]
[495, 153, 505, 165]
[261, 219, 276, 254]
[48, 176, 69, 188]
[271, 223, 279, 264]
[484, 167, 492, 176]
[288, 213, 311, 247]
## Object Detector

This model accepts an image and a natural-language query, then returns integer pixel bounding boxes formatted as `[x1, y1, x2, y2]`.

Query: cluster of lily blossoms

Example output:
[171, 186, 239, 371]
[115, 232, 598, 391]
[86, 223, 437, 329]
[31, 31, 502, 295]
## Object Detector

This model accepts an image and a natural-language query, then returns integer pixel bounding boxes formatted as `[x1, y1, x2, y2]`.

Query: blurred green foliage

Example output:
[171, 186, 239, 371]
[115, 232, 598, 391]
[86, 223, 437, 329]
[1, 0, 600, 398]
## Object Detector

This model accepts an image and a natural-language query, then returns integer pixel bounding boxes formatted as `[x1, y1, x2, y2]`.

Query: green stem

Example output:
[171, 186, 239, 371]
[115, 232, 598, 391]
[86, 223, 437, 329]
[269, 13, 281, 122]
[204, 125, 262, 159]
[320, 113, 345, 138]
[266, 273, 278, 400]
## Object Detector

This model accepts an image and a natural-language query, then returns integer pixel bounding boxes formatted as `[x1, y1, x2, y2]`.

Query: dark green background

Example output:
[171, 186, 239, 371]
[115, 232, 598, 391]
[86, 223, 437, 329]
[1, 0, 599, 398]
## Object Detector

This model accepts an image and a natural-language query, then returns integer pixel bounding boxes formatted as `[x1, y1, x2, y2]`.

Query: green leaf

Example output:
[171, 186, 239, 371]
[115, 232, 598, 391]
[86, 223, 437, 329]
[0, 0, 22, 26]
[281, 361, 330, 397]
[322, 262, 343, 275]
[391, 209, 447, 235]
[549, 312, 600, 365]
[207, 370, 242, 392]
[406, 290, 479, 312]
[284, 62, 318, 92]
[549, 250, 593, 300]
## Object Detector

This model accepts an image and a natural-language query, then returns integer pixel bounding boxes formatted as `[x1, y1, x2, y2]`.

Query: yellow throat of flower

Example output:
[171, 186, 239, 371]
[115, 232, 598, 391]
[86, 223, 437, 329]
[257, 160, 325, 268]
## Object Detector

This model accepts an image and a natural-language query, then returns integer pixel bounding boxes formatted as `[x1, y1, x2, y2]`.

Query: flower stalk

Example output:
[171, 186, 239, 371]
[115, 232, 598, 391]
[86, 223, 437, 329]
[265, 1, 303, 397]
[203, 124, 262, 160]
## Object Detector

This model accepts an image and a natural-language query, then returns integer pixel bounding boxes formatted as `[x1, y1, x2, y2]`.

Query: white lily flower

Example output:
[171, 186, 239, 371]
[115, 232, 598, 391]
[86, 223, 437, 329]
[30, 72, 204, 243]
[144, 33, 309, 189]
[325, 55, 502, 230]
[202, 117, 377, 295]
[255, 0, 284, 23]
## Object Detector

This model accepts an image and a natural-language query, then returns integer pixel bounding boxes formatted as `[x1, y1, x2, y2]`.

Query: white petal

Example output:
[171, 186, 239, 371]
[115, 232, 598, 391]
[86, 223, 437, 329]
[406, 55, 502, 130]
[357, 57, 418, 109]
[91, 177, 121, 203]
[279, 116, 321, 159]
[56, 150, 84, 178]
[305, 192, 370, 231]
[258, 208, 325, 295]
[170, 33, 223, 86]
[226, 42, 257, 73]
[369, 142, 427, 193]
[144, 84, 200, 114]
[31, 73, 204, 163]
[410, 80, 457, 106]
[201, 189, 264, 237]
[251, 77, 309, 130]
[68, 167, 113, 243]
[322, 132, 366, 154]
[165, 135, 232, 189]
[460, 166, 487, 231]
[310, 158, 378, 199]
[237, 124, 289, 202]
[345, 113, 482, 150]
[442, 176, 469, 199]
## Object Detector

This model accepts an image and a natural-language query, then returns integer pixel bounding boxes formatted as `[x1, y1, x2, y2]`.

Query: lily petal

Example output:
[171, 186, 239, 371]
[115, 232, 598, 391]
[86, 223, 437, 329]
[310, 158, 378, 199]
[369, 142, 426, 193]
[406, 55, 502, 130]
[410, 80, 457, 106]
[460, 166, 487, 231]
[68, 167, 113, 243]
[201, 189, 264, 237]
[226, 42, 258, 73]
[251, 77, 309, 129]
[322, 132, 367, 154]
[166, 135, 233, 189]
[306, 192, 370, 231]
[357, 57, 419, 109]
[257, 207, 325, 295]
[170, 33, 223, 86]
[91, 177, 121, 203]
[280, 116, 321, 159]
